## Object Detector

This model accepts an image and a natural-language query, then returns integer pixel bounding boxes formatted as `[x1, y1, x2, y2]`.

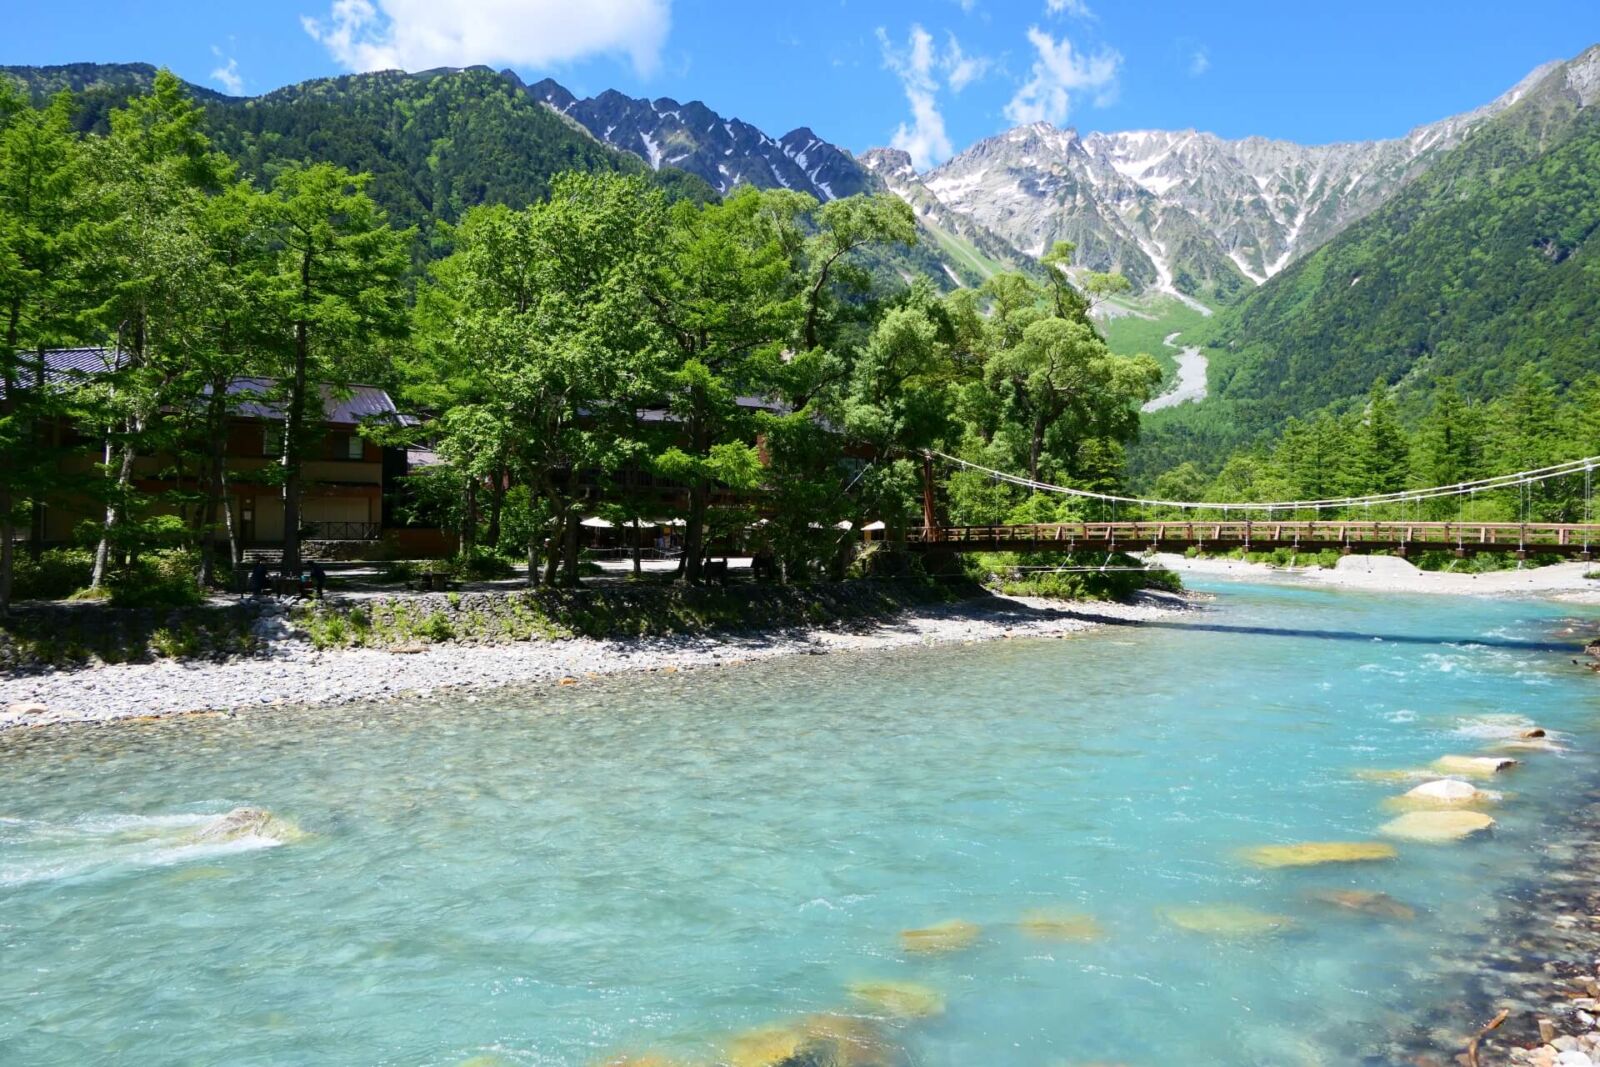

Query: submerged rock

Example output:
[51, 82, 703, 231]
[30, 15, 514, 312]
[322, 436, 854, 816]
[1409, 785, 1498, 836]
[1305, 888, 1417, 922]
[187, 807, 306, 845]
[1016, 909, 1104, 941]
[726, 1015, 899, 1067]
[898, 919, 980, 955]
[1431, 755, 1519, 778]
[1380, 810, 1496, 843]
[1240, 841, 1397, 868]
[1162, 906, 1296, 938]
[847, 980, 945, 1019]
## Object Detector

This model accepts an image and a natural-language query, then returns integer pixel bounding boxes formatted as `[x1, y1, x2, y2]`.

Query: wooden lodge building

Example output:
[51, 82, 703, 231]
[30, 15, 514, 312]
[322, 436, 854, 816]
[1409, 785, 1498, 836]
[19, 348, 445, 558]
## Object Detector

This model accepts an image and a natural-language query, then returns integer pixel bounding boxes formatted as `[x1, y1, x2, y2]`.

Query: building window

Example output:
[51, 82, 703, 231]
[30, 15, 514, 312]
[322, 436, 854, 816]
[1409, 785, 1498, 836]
[343, 434, 364, 460]
[263, 424, 284, 458]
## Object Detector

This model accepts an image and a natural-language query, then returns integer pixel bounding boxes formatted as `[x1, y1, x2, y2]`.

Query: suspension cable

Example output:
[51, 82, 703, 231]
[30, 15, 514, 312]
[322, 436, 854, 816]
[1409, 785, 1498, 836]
[929, 450, 1600, 515]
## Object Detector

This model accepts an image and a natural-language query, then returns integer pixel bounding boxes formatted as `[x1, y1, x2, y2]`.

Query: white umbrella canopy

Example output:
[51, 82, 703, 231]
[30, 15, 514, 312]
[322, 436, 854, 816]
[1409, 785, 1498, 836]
[834, 520, 854, 530]
[579, 516, 614, 528]
[861, 520, 886, 531]
[650, 518, 687, 527]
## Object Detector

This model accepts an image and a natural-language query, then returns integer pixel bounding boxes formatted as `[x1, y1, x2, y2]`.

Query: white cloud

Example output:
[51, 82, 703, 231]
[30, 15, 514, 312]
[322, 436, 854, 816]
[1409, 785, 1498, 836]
[943, 33, 990, 93]
[1046, 0, 1094, 18]
[301, 0, 672, 77]
[1189, 47, 1210, 76]
[209, 47, 243, 95]
[1004, 27, 1121, 126]
[878, 25, 992, 169]
[879, 25, 950, 171]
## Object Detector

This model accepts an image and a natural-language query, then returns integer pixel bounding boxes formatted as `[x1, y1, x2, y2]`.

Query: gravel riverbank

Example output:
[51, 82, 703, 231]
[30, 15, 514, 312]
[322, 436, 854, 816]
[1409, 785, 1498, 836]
[0, 590, 1190, 729]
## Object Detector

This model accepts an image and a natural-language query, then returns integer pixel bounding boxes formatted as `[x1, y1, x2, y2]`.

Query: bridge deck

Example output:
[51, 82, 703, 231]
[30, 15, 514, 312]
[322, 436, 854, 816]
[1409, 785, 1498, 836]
[901, 521, 1600, 558]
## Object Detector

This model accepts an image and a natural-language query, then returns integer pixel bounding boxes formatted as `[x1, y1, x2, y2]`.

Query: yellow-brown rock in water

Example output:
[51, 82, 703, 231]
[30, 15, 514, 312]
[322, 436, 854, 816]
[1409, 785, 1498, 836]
[1304, 889, 1417, 922]
[726, 1025, 805, 1067]
[847, 980, 946, 1019]
[801, 1014, 896, 1066]
[1430, 755, 1518, 778]
[596, 1056, 695, 1067]
[1353, 768, 1432, 783]
[1492, 737, 1563, 753]
[899, 919, 980, 955]
[1380, 810, 1495, 843]
[1162, 906, 1296, 938]
[1384, 778, 1497, 812]
[727, 1016, 897, 1067]
[1017, 909, 1105, 941]
[1239, 841, 1396, 868]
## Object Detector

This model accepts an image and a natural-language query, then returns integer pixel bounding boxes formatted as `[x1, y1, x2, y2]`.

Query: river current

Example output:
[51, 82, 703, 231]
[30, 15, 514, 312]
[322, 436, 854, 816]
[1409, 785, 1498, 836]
[1, 580, 1596, 1066]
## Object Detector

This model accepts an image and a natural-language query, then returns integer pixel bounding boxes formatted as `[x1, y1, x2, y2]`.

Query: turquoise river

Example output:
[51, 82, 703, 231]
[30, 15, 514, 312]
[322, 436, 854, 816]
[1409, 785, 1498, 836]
[3, 580, 1598, 1066]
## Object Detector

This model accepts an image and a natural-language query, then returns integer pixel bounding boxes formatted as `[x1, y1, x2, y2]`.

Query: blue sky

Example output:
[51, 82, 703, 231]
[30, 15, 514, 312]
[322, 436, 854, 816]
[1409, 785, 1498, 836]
[6, 1, 1599, 169]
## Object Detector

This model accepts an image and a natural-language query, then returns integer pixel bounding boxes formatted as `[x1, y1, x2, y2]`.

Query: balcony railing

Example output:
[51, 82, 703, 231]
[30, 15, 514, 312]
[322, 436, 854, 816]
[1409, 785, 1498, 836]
[303, 521, 380, 541]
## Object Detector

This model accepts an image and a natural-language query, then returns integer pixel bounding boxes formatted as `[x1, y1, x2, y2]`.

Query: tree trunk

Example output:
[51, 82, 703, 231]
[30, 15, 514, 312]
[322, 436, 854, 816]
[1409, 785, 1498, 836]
[461, 476, 479, 554]
[26, 345, 46, 562]
[90, 441, 136, 589]
[0, 486, 13, 615]
[631, 517, 642, 578]
[682, 409, 709, 584]
[560, 507, 580, 587]
[196, 391, 229, 590]
[282, 320, 310, 577]
[542, 500, 564, 586]
[485, 464, 505, 549]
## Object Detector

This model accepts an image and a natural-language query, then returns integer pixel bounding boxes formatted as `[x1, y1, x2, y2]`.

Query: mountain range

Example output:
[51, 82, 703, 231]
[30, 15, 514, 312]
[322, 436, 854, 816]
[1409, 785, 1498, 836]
[2, 52, 1586, 304]
[6, 45, 1600, 484]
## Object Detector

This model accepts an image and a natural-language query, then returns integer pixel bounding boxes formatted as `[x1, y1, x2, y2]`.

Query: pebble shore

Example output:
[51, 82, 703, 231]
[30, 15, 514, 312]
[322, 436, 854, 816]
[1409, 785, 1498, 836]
[0, 590, 1189, 729]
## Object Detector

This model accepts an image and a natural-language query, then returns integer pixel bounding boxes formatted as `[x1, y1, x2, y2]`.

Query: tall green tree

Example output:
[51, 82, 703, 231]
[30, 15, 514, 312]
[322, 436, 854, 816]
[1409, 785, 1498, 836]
[260, 163, 409, 576]
[644, 186, 806, 583]
[0, 86, 81, 611]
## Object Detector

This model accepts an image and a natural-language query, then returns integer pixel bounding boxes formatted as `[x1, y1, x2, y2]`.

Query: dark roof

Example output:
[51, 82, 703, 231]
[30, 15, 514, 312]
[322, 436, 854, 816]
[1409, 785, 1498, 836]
[222, 377, 417, 427]
[634, 395, 790, 423]
[10, 348, 416, 427]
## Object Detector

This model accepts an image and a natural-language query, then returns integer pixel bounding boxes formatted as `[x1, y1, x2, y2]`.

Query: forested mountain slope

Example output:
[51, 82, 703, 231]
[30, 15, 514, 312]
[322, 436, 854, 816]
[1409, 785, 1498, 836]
[0, 63, 716, 235]
[1129, 45, 1600, 482]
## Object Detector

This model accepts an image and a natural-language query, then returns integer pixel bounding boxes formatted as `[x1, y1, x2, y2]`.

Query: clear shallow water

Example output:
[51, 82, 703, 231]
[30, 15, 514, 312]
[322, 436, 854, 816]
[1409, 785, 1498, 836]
[1, 583, 1597, 1066]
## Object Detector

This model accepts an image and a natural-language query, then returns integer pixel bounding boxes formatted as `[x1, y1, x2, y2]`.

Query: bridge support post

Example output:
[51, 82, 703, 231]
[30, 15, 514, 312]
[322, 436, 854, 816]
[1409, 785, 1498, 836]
[1341, 545, 1353, 556]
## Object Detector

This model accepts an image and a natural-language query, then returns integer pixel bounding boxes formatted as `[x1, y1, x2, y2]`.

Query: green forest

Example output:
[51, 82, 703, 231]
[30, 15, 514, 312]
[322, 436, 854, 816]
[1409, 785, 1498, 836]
[0, 71, 1162, 611]
[1132, 72, 1600, 489]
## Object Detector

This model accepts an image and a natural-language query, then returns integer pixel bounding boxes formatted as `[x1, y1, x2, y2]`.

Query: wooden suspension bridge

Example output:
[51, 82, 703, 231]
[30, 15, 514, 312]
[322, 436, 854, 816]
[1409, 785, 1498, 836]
[899, 521, 1600, 559]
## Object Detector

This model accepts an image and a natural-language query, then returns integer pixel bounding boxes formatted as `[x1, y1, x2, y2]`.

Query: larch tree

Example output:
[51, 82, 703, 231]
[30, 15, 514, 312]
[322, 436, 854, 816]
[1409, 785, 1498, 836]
[259, 163, 409, 577]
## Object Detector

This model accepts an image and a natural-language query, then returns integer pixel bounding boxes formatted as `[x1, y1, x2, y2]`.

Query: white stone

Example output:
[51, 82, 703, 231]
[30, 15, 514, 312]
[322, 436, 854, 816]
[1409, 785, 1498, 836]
[1407, 779, 1479, 802]
[1553, 1050, 1593, 1067]
[5, 701, 47, 716]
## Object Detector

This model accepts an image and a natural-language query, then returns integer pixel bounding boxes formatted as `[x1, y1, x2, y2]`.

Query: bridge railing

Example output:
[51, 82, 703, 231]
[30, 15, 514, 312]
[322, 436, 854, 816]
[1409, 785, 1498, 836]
[904, 521, 1600, 552]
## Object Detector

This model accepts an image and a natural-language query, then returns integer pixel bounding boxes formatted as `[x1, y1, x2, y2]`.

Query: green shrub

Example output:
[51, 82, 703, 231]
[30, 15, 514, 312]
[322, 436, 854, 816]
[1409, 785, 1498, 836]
[12, 548, 94, 600]
[448, 550, 515, 580]
[418, 611, 454, 641]
[103, 550, 204, 608]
